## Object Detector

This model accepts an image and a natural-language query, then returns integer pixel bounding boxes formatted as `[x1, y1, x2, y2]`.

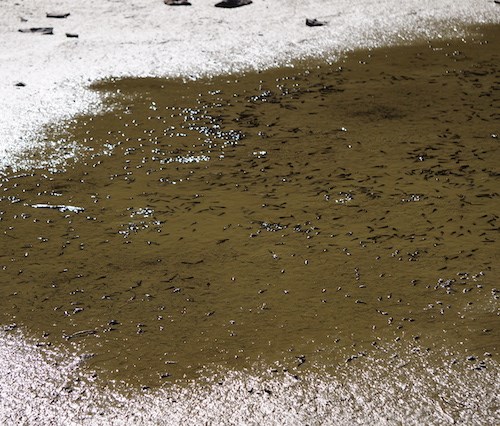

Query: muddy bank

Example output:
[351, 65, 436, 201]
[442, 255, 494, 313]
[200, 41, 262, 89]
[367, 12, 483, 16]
[0, 23, 499, 424]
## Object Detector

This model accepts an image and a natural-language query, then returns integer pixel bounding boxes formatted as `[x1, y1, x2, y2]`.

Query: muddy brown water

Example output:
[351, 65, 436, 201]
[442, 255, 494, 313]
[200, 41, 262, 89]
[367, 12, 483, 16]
[0, 25, 498, 390]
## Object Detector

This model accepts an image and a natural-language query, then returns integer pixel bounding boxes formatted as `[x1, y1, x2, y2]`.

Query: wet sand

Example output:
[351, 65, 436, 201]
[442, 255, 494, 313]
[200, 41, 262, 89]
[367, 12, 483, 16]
[0, 23, 499, 424]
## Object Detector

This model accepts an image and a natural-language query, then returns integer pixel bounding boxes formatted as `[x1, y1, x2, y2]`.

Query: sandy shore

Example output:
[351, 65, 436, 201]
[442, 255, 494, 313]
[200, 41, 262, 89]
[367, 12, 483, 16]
[1, 0, 499, 170]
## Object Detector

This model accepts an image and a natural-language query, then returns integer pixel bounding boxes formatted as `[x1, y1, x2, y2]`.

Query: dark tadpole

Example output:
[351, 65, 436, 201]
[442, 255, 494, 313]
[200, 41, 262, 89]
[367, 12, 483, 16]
[296, 355, 306, 366]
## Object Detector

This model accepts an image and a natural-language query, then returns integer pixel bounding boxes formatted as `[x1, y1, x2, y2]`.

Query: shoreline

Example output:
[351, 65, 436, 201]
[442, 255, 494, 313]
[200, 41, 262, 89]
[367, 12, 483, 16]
[1, 0, 500, 171]
[2, 328, 499, 425]
[1, 21, 499, 424]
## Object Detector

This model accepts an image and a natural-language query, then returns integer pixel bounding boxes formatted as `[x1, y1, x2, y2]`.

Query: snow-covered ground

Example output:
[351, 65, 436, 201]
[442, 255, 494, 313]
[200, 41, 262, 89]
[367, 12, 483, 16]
[0, 0, 499, 170]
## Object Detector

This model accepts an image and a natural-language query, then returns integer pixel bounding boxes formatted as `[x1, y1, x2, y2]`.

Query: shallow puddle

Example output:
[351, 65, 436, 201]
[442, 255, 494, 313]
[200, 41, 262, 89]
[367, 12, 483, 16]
[0, 23, 498, 405]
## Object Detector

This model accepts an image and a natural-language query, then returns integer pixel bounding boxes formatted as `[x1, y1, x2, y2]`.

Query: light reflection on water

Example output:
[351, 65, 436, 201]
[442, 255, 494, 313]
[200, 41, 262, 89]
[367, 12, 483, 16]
[1, 329, 498, 425]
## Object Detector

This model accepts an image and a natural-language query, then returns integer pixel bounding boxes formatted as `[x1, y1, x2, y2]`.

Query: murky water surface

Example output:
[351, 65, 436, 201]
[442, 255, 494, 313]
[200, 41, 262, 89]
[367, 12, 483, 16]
[0, 24, 499, 424]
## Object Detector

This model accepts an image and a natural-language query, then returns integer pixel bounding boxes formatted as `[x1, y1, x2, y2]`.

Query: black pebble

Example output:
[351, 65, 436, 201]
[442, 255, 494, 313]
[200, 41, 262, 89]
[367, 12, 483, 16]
[164, 0, 192, 5]
[19, 27, 54, 35]
[215, 0, 252, 8]
[306, 18, 327, 27]
[46, 13, 70, 19]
